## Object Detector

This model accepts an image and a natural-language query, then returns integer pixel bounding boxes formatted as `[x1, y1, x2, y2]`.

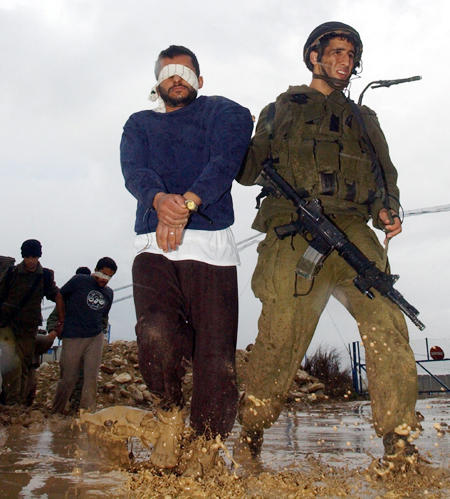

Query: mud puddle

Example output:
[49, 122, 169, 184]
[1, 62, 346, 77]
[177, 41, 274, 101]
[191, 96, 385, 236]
[0, 397, 448, 497]
[230, 397, 449, 471]
[0, 419, 127, 497]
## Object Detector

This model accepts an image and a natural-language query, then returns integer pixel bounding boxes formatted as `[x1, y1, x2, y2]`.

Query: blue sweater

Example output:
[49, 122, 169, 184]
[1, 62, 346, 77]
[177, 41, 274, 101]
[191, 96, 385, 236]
[120, 95, 253, 234]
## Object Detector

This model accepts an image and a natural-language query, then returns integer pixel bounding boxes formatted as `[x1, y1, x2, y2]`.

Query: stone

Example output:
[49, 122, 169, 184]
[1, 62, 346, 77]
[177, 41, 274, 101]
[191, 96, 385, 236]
[100, 364, 115, 375]
[299, 382, 325, 394]
[114, 372, 132, 383]
[143, 390, 152, 401]
[111, 357, 123, 367]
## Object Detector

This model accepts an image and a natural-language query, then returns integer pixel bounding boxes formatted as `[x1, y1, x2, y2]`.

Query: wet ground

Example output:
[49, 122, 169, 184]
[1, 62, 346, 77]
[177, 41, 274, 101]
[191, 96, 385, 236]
[0, 397, 448, 497]
[236, 398, 449, 471]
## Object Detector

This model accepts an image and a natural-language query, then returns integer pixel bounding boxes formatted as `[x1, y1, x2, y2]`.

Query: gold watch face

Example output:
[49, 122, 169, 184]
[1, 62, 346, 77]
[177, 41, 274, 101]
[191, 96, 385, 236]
[185, 199, 197, 212]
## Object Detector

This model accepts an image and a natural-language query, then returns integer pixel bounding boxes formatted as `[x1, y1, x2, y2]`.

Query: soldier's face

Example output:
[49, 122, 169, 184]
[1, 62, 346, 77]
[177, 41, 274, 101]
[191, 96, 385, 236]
[315, 37, 355, 81]
[23, 257, 39, 272]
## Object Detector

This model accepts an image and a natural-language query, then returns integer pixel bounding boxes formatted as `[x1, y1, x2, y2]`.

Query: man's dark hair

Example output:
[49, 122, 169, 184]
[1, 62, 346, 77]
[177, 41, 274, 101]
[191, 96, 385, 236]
[21, 239, 42, 258]
[95, 257, 117, 273]
[76, 266, 91, 275]
[154, 45, 200, 78]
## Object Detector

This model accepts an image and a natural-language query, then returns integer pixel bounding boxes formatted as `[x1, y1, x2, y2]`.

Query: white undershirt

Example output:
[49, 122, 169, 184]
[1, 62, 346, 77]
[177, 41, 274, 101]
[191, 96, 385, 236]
[134, 228, 240, 267]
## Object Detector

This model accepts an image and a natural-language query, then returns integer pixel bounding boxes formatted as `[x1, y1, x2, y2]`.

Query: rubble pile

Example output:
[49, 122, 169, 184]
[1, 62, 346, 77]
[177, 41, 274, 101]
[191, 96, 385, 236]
[0, 341, 331, 425]
[97, 340, 152, 408]
[287, 368, 327, 403]
[236, 345, 327, 405]
[34, 340, 153, 413]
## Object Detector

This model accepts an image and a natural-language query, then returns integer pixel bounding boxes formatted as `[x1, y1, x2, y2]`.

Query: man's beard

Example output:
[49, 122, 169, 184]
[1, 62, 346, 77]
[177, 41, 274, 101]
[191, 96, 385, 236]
[158, 84, 198, 108]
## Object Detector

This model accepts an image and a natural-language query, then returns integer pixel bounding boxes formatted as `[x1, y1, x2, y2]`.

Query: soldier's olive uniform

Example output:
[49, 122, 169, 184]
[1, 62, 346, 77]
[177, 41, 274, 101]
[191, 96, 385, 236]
[0, 262, 59, 404]
[237, 85, 418, 438]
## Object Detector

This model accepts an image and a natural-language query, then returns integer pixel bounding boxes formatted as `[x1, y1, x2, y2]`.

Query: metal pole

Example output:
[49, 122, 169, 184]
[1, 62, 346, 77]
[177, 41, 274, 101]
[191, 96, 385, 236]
[351, 342, 359, 393]
[357, 341, 363, 394]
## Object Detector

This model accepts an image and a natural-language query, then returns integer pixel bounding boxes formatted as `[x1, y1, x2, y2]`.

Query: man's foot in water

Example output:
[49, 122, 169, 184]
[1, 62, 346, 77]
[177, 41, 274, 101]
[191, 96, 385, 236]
[150, 406, 186, 469]
[178, 435, 225, 477]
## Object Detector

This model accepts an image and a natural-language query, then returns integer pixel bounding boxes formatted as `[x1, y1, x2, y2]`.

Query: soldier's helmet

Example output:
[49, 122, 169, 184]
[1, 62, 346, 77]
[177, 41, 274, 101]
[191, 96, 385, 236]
[303, 21, 363, 74]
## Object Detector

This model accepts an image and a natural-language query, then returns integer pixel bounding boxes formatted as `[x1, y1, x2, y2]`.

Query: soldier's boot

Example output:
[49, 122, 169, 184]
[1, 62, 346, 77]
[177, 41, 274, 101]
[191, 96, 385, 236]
[383, 431, 418, 459]
[370, 428, 420, 476]
[233, 428, 264, 463]
[149, 406, 186, 469]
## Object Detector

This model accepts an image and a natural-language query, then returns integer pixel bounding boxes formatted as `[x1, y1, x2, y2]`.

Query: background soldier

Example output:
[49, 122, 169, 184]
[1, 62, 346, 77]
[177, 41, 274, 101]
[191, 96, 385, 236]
[236, 22, 419, 465]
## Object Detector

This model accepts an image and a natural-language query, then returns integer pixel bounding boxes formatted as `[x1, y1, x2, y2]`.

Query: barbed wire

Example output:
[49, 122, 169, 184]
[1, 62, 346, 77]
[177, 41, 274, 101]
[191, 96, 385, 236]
[404, 204, 450, 217]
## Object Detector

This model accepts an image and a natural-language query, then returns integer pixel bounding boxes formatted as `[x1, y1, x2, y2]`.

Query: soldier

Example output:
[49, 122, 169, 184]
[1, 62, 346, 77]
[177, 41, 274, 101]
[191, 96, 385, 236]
[236, 22, 419, 465]
[0, 239, 64, 405]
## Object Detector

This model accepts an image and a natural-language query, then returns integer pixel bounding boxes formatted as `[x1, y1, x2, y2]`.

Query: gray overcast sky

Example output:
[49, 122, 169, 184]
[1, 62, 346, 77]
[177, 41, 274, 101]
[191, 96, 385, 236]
[1, 0, 449, 362]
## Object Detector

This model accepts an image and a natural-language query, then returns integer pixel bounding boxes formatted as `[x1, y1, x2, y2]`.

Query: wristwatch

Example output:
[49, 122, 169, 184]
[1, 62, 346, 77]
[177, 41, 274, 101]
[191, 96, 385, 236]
[184, 199, 198, 212]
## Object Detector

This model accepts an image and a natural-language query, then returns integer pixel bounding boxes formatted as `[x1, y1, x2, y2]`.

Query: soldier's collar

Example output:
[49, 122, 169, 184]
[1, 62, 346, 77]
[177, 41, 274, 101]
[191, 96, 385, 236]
[287, 85, 348, 104]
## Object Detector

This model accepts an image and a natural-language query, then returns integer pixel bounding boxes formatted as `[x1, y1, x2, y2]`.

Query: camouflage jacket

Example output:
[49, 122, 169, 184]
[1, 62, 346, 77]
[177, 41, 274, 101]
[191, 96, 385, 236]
[237, 85, 400, 232]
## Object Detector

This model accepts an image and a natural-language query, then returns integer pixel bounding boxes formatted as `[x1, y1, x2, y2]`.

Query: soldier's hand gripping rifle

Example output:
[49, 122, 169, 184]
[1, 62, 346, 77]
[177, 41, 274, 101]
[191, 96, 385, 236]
[256, 160, 425, 331]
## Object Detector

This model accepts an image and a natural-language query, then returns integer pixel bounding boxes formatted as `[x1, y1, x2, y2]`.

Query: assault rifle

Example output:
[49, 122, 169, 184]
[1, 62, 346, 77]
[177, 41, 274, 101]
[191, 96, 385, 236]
[256, 160, 426, 331]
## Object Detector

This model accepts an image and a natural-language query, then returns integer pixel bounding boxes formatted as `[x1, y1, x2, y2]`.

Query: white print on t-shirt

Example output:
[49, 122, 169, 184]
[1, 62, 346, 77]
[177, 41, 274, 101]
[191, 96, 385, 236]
[86, 290, 106, 311]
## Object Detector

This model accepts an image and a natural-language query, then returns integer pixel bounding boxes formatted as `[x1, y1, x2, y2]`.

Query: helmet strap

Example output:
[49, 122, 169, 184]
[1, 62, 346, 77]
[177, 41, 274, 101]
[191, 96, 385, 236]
[312, 69, 349, 91]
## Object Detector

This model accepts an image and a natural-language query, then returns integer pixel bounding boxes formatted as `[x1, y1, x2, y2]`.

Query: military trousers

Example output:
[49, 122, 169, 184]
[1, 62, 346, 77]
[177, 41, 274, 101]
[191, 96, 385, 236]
[132, 252, 239, 439]
[239, 215, 418, 438]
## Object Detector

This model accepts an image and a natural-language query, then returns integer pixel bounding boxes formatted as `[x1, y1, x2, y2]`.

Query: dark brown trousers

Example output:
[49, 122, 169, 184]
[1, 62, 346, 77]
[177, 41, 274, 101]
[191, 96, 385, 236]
[132, 252, 238, 438]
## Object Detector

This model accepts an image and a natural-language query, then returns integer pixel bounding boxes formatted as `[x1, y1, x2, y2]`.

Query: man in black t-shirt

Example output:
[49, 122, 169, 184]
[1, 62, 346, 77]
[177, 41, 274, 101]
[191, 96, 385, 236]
[52, 257, 117, 414]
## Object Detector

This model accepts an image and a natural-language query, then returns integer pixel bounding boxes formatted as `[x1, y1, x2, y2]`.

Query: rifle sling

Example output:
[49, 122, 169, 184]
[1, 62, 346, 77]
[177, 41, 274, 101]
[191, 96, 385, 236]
[348, 100, 391, 210]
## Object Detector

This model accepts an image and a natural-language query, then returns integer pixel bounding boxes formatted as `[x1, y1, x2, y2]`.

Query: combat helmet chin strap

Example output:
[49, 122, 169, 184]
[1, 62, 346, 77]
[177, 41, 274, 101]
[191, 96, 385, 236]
[312, 69, 350, 91]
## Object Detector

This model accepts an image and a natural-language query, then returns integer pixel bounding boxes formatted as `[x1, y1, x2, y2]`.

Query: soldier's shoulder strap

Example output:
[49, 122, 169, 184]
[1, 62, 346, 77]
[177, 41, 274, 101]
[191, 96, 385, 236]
[349, 100, 391, 210]
[254, 101, 278, 210]
[265, 101, 276, 140]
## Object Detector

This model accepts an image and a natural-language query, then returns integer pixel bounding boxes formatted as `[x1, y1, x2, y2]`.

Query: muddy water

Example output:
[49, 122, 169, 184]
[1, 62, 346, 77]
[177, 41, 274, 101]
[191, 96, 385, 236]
[0, 419, 127, 497]
[232, 398, 449, 471]
[0, 397, 448, 497]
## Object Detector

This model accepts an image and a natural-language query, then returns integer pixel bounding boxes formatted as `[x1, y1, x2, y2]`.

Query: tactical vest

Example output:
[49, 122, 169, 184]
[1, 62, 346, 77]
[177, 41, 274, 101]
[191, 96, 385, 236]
[270, 89, 378, 207]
